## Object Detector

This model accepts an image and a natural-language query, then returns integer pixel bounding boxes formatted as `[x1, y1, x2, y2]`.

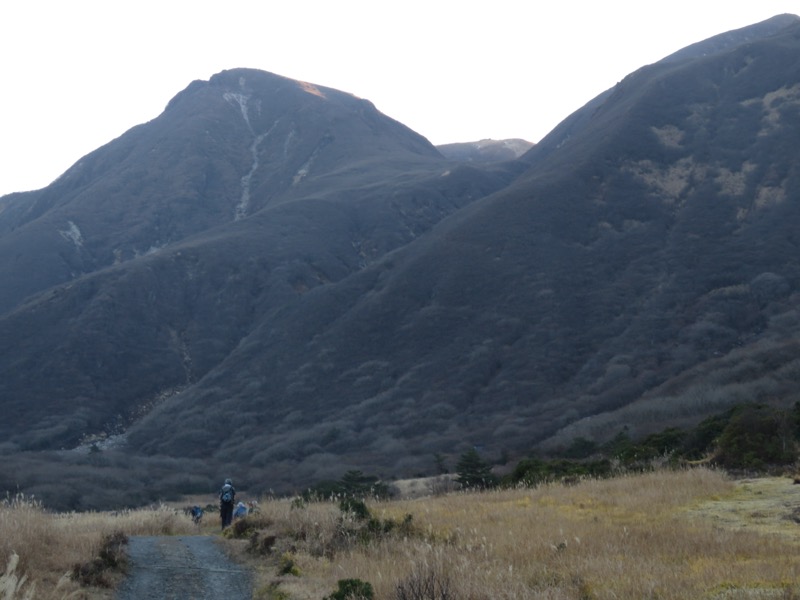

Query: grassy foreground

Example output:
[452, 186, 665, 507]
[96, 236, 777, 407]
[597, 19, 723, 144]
[2, 468, 799, 599]
[238, 468, 800, 599]
[0, 495, 197, 599]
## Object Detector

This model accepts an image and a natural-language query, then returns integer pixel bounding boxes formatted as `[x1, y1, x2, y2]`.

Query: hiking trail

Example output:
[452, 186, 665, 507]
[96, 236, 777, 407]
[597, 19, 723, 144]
[115, 535, 251, 600]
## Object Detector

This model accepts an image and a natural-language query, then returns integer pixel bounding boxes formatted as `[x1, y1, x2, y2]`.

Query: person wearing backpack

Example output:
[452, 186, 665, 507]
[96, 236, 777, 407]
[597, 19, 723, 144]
[219, 478, 236, 529]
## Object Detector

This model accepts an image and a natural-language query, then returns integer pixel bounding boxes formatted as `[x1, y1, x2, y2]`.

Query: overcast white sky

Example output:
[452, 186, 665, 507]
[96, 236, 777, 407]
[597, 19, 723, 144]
[1, 1, 798, 196]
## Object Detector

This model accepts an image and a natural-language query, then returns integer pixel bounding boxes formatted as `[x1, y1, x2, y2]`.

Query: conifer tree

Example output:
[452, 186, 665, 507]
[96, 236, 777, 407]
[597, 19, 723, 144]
[455, 447, 496, 489]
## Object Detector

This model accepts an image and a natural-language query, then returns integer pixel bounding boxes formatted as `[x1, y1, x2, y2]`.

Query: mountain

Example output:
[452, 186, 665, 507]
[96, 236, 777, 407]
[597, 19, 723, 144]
[437, 139, 534, 162]
[2, 15, 800, 507]
[0, 69, 516, 452]
[0, 69, 483, 313]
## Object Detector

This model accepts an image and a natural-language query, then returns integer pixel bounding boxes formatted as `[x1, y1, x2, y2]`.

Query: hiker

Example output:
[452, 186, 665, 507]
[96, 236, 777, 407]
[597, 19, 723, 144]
[233, 501, 248, 520]
[219, 478, 236, 529]
[190, 505, 203, 525]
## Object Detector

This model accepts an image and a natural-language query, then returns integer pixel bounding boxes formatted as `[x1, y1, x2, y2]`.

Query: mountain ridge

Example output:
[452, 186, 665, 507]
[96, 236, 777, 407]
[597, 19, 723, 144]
[0, 67, 520, 456]
[2, 15, 800, 505]
[126, 14, 800, 482]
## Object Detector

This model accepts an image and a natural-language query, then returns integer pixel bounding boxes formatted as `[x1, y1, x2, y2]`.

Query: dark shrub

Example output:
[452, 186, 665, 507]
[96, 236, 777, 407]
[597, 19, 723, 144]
[506, 457, 611, 487]
[324, 578, 374, 600]
[72, 531, 128, 587]
[339, 497, 371, 521]
[395, 567, 452, 600]
[455, 448, 497, 489]
[564, 437, 598, 459]
[247, 532, 276, 556]
[716, 404, 797, 468]
[228, 513, 273, 539]
[303, 470, 391, 501]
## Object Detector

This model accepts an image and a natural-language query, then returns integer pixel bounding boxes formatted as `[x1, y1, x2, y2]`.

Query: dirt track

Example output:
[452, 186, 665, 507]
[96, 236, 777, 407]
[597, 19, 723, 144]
[115, 535, 251, 600]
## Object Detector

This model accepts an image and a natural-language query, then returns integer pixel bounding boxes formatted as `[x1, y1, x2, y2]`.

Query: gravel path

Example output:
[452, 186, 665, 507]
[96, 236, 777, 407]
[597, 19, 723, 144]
[115, 535, 251, 600]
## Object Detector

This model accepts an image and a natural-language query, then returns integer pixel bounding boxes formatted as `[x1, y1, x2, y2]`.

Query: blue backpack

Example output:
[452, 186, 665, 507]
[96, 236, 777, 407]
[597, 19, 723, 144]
[221, 484, 234, 503]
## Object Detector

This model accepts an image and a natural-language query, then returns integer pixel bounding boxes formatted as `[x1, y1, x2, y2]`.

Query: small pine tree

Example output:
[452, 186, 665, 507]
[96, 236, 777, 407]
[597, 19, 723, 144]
[455, 447, 496, 489]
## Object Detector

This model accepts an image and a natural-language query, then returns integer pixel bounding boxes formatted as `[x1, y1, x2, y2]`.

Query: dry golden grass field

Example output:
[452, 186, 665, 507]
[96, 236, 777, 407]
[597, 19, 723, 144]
[2, 468, 799, 599]
[0, 496, 197, 600]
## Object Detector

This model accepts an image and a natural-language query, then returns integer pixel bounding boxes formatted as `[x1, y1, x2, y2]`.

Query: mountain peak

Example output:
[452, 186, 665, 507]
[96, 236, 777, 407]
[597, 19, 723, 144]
[209, 68, 331, 100]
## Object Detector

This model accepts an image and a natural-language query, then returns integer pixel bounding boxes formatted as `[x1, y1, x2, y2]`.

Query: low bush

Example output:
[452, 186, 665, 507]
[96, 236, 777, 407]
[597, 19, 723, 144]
[716, 404, 797, 468]
[230, 514, 274, 539]
[333, 497, 414, 549]
[71, 531, 128, 588]
[278, 552, 301, 576]
[525, 402, 800, 483]
[339, 497, 370, 521]
[505, 457, 612, 487]
[324, 578, 374, 600]
[247, 532, 277, 556]
[395, 566, 452, 600]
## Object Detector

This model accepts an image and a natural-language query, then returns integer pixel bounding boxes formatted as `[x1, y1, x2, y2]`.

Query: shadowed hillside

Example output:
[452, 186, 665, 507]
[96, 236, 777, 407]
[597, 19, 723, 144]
[128, 15, 800, 486]
[0, 69, 517, 455]
[1, 16, 800, 505]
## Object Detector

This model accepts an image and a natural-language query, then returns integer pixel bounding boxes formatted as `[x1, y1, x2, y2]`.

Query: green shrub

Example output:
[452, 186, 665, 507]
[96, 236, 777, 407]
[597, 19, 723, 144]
[564, 437, 598, 459]
[278, 552, 300, 576]
[505, 457, 611, 487]
[639, 428, 686, 459]
[601, 428, 638, 462]
[716, 404, 797, 468]
[336, 497, 415, 547]
[339, 497, 370, 521]
[324, 578, 374, 600]
[681, 409, 737, 459]
[507, 403, 799, 482]
[365, 512, 414, 538]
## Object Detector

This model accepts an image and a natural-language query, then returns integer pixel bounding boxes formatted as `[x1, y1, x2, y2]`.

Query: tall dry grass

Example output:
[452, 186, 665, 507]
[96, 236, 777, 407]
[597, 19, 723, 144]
[0, 494, 198, 600]
[247, 468, 800, 600]
[3, 469, 799, 599]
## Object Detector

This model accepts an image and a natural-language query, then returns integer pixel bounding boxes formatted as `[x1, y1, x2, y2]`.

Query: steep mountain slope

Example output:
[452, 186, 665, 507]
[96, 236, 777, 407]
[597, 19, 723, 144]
[0, 68, 517, 453]
[0, 69, 447, 313]
[123, 16, 800, 486]
[1, 16, 800, 503]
